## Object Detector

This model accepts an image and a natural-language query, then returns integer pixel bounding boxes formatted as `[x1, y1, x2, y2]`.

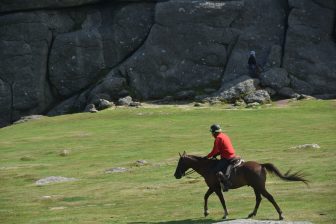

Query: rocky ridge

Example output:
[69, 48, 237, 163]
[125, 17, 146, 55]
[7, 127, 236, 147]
[0, 0, 335, 127]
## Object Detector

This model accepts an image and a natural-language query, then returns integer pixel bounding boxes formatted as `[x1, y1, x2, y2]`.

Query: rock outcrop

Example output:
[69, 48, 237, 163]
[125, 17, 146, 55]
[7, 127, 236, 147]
[0, 0, 335, 127]
[49, 3, 154, 98]
[0, 12, 54, 124]
[283, 0, 336, 95]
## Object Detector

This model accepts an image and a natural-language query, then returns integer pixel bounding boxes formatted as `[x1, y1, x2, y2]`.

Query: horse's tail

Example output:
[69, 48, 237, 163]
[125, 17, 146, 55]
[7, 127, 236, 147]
[261, 163, 309, 186]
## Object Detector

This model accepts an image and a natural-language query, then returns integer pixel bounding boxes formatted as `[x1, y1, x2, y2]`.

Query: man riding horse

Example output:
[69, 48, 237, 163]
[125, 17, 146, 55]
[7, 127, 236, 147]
[204, 124, 237, 192]
[175, 125, 308, 219]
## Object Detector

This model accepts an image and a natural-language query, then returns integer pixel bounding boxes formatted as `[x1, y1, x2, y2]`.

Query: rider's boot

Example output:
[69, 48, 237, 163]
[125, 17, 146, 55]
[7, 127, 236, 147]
[217, 171, 231, 192]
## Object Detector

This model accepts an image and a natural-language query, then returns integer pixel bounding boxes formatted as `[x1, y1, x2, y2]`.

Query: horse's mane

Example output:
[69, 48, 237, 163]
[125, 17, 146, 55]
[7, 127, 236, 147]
[187, 155, 203, 159]
[186, 154, 218, 164]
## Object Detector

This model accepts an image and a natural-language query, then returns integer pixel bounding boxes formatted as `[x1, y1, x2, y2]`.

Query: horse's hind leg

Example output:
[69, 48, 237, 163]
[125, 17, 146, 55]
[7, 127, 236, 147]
[214, 189, 229, 219]
[260, 189, 283, 220]
[248, 188, 262, 218]
[204, 188, 214, 217]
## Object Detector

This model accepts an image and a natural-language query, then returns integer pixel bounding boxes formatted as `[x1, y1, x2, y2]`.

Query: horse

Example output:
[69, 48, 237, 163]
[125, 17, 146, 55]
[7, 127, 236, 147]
[174, 151, 308, 220]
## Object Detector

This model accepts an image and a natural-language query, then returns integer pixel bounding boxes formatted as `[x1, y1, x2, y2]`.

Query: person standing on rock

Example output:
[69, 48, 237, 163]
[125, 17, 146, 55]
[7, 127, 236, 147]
[204, 124, 236, 192]
[248, 50, 258, 78]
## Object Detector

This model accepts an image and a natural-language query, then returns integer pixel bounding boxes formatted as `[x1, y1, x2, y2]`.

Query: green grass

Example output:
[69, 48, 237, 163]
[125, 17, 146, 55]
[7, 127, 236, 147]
[0, 100, 335, 224]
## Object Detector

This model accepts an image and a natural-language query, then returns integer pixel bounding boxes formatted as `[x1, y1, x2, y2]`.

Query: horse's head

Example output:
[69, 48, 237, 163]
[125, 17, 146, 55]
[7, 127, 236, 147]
[174, 151, 189, 179]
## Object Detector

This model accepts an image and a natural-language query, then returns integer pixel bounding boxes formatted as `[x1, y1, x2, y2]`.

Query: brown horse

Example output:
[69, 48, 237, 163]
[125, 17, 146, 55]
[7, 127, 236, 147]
[174, 152, 308, 220]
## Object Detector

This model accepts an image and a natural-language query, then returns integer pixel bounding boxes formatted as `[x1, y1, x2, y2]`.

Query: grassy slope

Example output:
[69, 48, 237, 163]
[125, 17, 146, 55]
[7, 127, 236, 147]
[0, 100, 335, 224]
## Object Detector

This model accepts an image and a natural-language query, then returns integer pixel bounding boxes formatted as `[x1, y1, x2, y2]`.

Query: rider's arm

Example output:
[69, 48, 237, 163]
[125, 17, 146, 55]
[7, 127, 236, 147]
[206, 139, 219, 158]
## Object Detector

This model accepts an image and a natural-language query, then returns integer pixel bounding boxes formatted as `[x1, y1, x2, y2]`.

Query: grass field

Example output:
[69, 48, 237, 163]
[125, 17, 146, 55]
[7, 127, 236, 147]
[0, 100, 335, 224]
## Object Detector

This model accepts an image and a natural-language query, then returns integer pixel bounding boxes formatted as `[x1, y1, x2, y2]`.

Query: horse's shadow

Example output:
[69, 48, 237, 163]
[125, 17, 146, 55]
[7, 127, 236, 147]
[128, 218, 235, 224]
[128, 217, 287, 224]
[128, 218, 283, 223]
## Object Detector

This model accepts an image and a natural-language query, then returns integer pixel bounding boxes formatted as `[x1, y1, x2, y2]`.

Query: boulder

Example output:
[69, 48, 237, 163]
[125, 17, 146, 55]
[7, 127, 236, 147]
[278, 87, 300, 98]
[244, 89, 271, 104]
[129, 101, 142, 107]
[217, 75, 259, 103]
[289, 75, 314, 95]
[118, 96, 133, 106]
[234, 99, 247, 107]
[59, 149, 71, 157]
[246, 102, 261, 108]
[84, 104, 98, 113]
[195, 96, 222, 105]
[105, 167, 128, 173]
[88, 70, 127, 103]
[35, 176, 78, 186]
[297, 94, 316, 100]
[96, 99, 114, 110]
[290, 144, 321, 150]
[259, 68, 290, 91]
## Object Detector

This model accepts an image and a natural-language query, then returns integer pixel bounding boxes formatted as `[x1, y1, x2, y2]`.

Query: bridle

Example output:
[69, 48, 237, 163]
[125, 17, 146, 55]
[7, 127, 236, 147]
[177, 155, 196, 177]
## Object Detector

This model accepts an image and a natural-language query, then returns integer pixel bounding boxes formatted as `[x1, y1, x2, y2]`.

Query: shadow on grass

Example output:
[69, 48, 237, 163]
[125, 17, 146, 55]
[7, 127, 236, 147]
[128, 218, 235, 224]
[127, 218, 285, 223]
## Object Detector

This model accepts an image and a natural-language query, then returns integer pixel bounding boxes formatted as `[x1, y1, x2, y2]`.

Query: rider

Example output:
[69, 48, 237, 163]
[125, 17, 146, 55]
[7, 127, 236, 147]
[204, 124, 236, 192]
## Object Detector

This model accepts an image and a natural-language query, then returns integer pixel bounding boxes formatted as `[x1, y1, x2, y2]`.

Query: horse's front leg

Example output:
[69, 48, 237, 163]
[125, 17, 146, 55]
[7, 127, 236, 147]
[215, 189, 229, 219]
[204, 188, 214, 217]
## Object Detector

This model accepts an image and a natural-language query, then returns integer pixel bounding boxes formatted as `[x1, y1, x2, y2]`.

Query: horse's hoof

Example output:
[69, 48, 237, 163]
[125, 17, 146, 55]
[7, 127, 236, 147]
[204, 211, 209, 217]
[279, 216, 284, 220]
[247, 213, 255, 218]
[222, 215, 228, 220]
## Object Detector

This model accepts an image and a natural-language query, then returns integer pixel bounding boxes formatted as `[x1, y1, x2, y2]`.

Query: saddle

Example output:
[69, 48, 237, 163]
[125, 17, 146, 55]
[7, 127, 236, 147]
[225, 156, 244, 178]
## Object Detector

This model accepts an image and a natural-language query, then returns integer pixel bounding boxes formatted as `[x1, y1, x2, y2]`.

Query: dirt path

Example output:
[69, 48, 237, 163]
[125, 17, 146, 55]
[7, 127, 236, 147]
[275, 99, 291, 108]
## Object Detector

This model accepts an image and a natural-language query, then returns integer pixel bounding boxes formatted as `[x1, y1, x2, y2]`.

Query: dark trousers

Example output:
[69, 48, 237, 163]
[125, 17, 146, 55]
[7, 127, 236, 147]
[249, 64, 257, 78]
[215, 158, 230, 173]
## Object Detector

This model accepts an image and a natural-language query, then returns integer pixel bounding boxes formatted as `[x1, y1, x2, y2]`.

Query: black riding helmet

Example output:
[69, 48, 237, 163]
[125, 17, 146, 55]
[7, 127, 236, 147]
[210, 124, 222, 134]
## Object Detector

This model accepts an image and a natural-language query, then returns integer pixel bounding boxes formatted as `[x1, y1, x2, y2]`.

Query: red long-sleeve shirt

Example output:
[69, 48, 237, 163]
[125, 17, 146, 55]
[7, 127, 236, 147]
[207, 132, 236, 159]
